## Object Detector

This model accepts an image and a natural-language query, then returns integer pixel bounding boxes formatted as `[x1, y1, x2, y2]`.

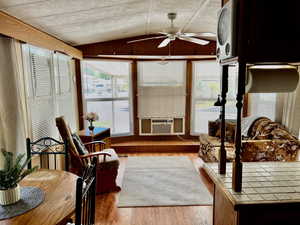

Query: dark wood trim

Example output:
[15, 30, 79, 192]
[222, 0, 229, 6]
[83, 56, 216, 61]
[112, 142, 199, 154]
[0, 11, 82, 59]
[131, 60, 139, 135]
[111, 134, 198, 144]
[185, 60, 193, 135]
[242, 94, 249, 117]
[76, 35, 216, 57]
[75, 59, 84, 130]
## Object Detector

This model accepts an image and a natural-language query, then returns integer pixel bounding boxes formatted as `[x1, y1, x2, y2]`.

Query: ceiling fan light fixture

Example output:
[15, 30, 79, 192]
[127, 13, 216, 48]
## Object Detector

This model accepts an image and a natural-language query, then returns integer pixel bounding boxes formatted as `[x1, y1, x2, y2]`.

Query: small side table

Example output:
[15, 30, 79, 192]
[78, 127, 111, 149]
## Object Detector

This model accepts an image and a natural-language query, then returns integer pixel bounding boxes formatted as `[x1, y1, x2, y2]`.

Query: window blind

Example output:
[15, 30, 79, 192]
[23, 46, 77, 140]
[55, 53, 77, 132]
[26, 45, 57, 140]
[137, 61, 186, 118]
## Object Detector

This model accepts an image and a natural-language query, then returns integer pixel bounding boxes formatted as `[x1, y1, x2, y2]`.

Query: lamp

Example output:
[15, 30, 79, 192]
[214, 95, 222, 106]
[214, 95, 222, 120]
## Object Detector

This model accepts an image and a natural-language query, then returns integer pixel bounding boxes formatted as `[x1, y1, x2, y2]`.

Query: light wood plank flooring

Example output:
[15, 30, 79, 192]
[95, 153, 214, 225]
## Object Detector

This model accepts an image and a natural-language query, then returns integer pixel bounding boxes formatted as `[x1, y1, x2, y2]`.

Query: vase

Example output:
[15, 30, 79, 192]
[0, 184, 21, 205]
[88, 120, 94, 132]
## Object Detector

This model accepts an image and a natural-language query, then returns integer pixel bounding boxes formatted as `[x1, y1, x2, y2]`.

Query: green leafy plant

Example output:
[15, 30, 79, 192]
[0, 149, 37, 190]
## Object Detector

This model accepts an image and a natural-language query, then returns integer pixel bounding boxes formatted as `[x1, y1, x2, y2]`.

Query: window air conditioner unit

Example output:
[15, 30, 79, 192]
[139, 118, 184, 135]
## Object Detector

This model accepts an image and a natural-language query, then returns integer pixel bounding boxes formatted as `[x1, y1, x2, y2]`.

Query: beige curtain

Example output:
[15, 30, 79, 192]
[0, 36, 29, 162]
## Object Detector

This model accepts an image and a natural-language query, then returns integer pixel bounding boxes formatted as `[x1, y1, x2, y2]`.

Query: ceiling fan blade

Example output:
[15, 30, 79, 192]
[181, 32, 198, 37]
[158, 32, 169, 35]
[193, 32, 216, 41]
[158, 38, 171, 48]
[127, 36, 165, 44]
[196, 32, 216, 37]
[178, 36, 209, 45]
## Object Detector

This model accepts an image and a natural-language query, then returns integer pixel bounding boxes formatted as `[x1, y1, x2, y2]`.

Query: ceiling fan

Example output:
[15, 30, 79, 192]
[127, 12, 216, 48]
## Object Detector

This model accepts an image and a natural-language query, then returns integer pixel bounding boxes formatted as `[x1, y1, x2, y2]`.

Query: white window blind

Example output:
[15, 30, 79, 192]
[54, 53, 77, 131]
[23, 45, 77, 140]
[25, 45, 57, 140]
[137, 61, 186, 118]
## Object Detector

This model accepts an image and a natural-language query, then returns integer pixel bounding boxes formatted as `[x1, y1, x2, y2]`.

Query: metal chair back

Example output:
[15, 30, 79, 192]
[26, 137, 69, 171]
[75, 157, 97, 225]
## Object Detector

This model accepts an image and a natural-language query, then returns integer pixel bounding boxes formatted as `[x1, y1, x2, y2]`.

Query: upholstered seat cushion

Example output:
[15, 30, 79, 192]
[98, 148, 119, 170]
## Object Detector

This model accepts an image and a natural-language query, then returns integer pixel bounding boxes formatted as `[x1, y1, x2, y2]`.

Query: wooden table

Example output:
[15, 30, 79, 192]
[1, 170, 78, 225]
[204, 162, 300, 225]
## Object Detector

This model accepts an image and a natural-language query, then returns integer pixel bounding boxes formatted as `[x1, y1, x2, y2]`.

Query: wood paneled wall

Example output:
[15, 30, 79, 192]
[76, 35, 216, 57]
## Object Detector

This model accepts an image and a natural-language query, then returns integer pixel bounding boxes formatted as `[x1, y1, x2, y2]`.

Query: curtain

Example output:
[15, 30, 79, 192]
[0, 36, 29, 160]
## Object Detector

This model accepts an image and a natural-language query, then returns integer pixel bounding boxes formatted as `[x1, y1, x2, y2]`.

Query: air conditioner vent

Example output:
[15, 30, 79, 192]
[139, 118, 184, 135]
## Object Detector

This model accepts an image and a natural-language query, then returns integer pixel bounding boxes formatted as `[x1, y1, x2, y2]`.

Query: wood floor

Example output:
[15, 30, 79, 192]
[95, 153, 214, 225]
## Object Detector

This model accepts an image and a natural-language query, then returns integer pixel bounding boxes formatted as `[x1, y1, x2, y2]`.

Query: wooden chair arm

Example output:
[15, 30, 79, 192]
[80, 151, 111, 162]
[84, 140, 106, 146]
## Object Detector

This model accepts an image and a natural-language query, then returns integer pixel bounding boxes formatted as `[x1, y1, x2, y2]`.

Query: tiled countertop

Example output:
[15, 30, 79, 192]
[204, 162, 300, 206]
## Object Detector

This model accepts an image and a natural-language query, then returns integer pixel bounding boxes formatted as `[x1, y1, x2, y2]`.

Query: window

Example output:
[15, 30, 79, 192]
[191, 60, 237, 134]
[82, 60, 132, 136]
[249, 93, 277, 121]
[22, 45, 77, 140]
[137, 61, 186, 119]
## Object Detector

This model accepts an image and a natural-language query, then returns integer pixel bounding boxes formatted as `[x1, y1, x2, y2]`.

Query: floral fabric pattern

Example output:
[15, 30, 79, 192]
[199, 117, 299, 162]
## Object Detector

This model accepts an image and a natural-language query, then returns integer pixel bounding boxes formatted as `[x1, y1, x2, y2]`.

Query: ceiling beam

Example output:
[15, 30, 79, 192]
[0, 10, 82, 59]
[77, 35, 216, 58]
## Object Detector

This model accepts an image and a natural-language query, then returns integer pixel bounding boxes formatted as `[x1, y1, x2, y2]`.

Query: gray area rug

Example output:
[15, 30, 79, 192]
[118, 156, 213, 207]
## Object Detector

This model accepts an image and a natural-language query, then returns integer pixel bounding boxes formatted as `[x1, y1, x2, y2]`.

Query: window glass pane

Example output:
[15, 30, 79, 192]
[138, 61, 186, 86]
[194, 100, 220, 134]
[83, 61, 130, 99]
[193, 61, 220, 98]
[249, 93, 276, 120]
[192, 61, 237, 134]
[115, 76, 129, 98]
[114, 100, 130, 134]
[83, 60, 132, 136]
[87, 101, 113, 128]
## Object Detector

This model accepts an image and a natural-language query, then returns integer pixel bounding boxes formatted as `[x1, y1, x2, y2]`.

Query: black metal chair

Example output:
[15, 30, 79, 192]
[26, 137, 69, 171]
[69, 157, 97, 225]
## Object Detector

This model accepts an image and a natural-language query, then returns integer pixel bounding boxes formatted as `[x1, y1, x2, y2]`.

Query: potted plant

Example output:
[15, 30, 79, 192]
[84, 112, 99, 132]
[0, 149, 37, 205]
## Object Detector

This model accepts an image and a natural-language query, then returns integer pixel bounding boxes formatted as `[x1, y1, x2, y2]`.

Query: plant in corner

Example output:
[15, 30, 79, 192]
[0, 149, 37, 205]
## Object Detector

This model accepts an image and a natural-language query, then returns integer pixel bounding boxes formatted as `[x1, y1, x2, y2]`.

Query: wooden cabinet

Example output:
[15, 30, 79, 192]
[205, 162, 300, 225]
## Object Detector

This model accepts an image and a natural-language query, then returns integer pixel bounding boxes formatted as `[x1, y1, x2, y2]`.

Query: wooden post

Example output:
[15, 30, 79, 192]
[75, 59, 84, 130]
[218, 65, 229, 174]
[232, 61, 246, 192]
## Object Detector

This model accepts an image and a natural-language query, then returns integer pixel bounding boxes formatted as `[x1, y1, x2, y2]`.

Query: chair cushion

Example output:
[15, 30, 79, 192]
[98, 148, 119, 170]
[72, 133, 89, 155]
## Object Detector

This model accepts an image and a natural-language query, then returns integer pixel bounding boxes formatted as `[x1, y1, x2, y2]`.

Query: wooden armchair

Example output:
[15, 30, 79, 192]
[55, 116, 121, 194]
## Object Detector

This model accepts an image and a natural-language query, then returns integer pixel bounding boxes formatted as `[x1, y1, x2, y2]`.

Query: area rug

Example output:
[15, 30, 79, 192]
[118, 156, 213, 207]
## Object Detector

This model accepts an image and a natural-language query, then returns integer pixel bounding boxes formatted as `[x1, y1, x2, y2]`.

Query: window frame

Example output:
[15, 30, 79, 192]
[191, 60, 238, 135]
[82, 59, 133, 137]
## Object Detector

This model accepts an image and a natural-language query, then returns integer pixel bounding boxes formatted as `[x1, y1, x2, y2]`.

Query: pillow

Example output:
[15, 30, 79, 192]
[72, 133, 89, 155]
